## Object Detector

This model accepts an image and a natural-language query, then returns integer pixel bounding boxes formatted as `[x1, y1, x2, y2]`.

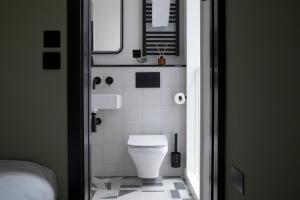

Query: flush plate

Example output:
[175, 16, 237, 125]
[136, 72, 160, 88]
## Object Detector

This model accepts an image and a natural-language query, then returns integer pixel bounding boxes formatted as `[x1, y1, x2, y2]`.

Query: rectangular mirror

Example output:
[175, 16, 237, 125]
[92, 0, 123, 54]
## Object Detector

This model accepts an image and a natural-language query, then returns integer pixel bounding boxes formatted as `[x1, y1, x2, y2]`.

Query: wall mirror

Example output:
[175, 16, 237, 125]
[92, 0, 123, 54]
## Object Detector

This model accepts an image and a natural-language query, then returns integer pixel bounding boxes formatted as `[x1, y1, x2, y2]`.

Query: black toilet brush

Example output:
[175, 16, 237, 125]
[171, 133, 181, 168]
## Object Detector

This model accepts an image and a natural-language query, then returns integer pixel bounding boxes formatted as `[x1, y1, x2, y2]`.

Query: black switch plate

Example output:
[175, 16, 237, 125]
[44, 31, 61, 48]
[232, 166, 245, 195]
[136, 72, 160, 88]
[43, 52, 61, 69]
[133, 49, 141, 58]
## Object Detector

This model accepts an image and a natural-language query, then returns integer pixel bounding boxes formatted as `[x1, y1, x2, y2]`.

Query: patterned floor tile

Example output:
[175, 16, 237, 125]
[91, 176, 194, 200]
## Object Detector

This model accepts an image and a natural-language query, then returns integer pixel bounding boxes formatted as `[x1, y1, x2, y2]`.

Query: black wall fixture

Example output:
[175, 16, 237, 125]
[142, 0, 180, 56]
[105, 76, 114, 85]
[44, 30, 61, 48]
[92, 77, 101, 89]
[136, 72, 160, 88]
[43, 52, 61, 69]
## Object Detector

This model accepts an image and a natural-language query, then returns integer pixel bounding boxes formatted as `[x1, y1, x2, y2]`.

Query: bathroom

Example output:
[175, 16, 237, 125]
[90, 0, 208, 199]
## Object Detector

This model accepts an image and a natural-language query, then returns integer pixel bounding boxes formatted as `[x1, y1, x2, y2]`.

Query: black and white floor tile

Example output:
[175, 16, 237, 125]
[91, 176, 194, 200]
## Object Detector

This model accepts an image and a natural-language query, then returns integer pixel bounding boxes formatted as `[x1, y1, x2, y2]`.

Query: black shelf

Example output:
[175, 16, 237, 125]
[92, 64, 186, 67]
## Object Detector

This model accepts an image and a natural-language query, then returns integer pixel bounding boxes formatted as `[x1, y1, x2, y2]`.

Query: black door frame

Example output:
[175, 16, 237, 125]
[67, 0, 90, 199]
[67, 0, 225, 199]
[211, 0, 225, 200]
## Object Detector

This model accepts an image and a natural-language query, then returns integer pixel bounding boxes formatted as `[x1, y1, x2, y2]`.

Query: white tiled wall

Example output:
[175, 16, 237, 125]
[91, 67, 186, 177]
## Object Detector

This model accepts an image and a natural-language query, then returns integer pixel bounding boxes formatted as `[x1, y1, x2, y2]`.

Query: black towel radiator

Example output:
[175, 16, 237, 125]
[142, 0, 180, 56]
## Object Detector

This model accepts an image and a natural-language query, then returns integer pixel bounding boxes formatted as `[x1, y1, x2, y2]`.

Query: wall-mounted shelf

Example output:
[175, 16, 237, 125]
[92, 64, 186, 67]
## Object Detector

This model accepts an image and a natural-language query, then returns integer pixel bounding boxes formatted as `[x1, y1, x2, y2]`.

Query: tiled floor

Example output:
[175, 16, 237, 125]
[91, 176, 194, 200]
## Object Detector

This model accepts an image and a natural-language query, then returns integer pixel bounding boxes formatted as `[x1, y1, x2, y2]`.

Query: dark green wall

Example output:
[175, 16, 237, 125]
[0, 1, 68, 199]
[225, 0, 300, 199]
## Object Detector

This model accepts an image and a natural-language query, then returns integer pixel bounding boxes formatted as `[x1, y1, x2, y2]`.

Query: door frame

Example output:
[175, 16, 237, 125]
[67, 0, 225, 199]
[67, 0, 91, 199]
[211, 0, 225, 199]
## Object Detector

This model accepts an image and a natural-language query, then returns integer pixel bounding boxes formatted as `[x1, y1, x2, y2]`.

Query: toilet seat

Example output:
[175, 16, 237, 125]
[128, 135, 168, 147]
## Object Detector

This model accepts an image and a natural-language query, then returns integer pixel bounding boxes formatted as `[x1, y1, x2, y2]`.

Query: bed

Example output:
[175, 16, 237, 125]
[0, 160, 57, 200]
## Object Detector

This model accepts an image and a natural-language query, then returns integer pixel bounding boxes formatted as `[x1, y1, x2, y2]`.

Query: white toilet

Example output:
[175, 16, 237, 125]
[128, 135, 168, 179]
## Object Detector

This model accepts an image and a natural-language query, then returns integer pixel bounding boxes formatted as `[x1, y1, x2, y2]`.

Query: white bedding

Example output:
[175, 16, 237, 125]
[0, 160, 57, 200]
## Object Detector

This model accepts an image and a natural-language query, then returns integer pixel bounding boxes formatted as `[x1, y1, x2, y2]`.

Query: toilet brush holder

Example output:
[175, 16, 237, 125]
[171, 133, 181, 168]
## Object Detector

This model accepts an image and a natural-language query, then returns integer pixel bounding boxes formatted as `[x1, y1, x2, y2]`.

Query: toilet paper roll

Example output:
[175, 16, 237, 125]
[174, 93, 186, 105]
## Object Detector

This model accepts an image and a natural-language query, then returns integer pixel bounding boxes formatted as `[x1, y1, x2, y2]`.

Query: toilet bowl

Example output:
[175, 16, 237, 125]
[128, 135, 168, 179]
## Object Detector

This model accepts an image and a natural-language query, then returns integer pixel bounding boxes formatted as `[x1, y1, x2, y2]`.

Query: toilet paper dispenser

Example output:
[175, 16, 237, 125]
[174, 93, 186, 105]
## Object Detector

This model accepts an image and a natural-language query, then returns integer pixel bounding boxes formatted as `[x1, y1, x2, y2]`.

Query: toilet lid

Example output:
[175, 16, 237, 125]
[128, 135, 168, 147]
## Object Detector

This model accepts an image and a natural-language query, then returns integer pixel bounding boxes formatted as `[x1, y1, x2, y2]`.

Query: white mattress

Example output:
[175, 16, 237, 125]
[0, 160, 57, 200]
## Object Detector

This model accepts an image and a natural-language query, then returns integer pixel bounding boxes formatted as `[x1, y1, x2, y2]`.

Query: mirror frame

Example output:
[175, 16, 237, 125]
[91, 0, 123, 54]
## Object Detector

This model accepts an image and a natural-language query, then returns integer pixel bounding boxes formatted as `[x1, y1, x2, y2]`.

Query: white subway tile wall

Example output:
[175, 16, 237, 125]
[91, 67, 186, 177]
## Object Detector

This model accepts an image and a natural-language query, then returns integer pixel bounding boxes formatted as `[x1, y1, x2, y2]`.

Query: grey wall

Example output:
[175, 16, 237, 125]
[0, 1, 68, 200]
[225, 0, 300, 199]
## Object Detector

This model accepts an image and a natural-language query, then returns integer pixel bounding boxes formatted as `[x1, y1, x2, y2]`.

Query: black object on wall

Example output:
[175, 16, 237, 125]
[91, 113, 97, 132]
[105, 76, 114, 85]
[43, 52, 61, 69]
[44, 30, 61, 48]
[92, 77, 101, 89]
[136, 72, 160, 88]
[142, 0, 180, 56]
[133, 49, 142, 58]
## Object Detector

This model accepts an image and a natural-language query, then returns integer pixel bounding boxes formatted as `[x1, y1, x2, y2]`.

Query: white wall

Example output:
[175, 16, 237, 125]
[91, 67, 186, 177]
[92, 0, 186, 65]
[186, 0, 201, 198]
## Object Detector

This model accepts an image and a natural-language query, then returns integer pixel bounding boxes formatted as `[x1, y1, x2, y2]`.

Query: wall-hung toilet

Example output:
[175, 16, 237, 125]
[128, 135, 168, 179]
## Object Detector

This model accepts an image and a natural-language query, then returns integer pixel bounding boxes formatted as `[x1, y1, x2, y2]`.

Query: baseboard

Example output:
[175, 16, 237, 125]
[184, 169, 200, 200]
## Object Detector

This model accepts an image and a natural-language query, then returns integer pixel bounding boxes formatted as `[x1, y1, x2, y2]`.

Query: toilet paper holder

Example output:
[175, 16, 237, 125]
[174, 93, 186, 105]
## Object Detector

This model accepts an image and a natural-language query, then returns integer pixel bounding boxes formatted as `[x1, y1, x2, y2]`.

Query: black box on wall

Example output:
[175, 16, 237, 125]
[136, 72, 160, 88]
[44, 31, 61, 48]
[43, 52, 61, 69]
